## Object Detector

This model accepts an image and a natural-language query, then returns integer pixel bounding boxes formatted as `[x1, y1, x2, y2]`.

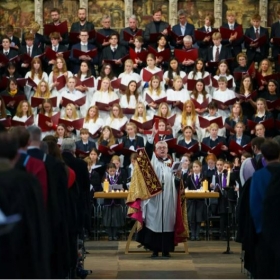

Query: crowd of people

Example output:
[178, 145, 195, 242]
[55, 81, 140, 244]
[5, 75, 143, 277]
[0, 5, 280, 279]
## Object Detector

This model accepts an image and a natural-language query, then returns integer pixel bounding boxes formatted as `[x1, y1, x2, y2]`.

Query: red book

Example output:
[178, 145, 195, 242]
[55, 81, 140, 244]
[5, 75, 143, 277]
[121, 147, 140, 156]
[95, 32, 110, 45]
[0, 117, 11, 128]
[164, 138, 177, 149]
[211, 77, 233, 89]
[219, 25, 244, 40]
[266, 99, 280, 110]
[236, 90, 257, 101]
[187, 79, 197, 91]
[212, 98, 237, 109]
[34, 53, 45, 60]
[123, 30, 143, 41]
[118, 81, 141, 92]
[247, 62, 256, 76]
[16, 78, 28, 88]
[72, 48, 97, 59]
[203, 75, 211, 86]
[194, 29, 217, 41]
[272, 37, 280, 46]
[19, 53, 32, 64]
[61, 96, 86, 107]
[224, 122, 235, 134]
[58, 118, 84, 130]
[169, 30, 184, 42]
[2, 95, 26, 108]
[110, 78, 121, 89]
[27, 77, 38, 89]
[191, 98, 209, 110]
[174, 49, 198, 63]
[31, 96, 57, 108]
[147, 46, 171, 62]
[69, 30, 96, 44]
[174, 142, 199, 154]
[130, 118, 154, 130]
[233, 62, 256, 81]
[11, 115, 34, 127]
[45, 48, 71, 61]
[198, 115, 224, 129]
[247, 118, 275, 130]
[103, 54, 130, 65]
[43, 21, 68, 36]
[244, 34, 267, 47]
[129, 48, 149, 63]
[56, 75, 66, 91]
[145, 94, 167, 105]
[98, 143, 124, 155]
[0, 53, 19, 66]
[75, 77, 94, 88]
[0, 76, 9, 89]
[229, 140, 252, 155]
[153, 114, 176, 127]
[256, 72, 280, 87]
[201, 142, 223, 156]
[111, 123, 127, 138]
[95, 99, 120, 111]
[122, 108, 135, 115]
[142, 68, 163, 82]
[149, 32, 164, 43]
[97, 79, 102, 90]
[75, 149, 90, 158]
[38, 112, 60, 132]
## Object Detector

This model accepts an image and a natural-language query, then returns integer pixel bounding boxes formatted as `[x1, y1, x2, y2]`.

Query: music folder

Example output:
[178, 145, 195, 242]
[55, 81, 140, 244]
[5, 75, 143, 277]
[265, 99, 280, 110]
[95, 99, 120, 111]
[75, 149, 90, 158]
[145, 94, 167, 105]
[147, 46, 171, 62]
[43, 21, 68, 36]
[211, 77, 233, 89]
[129, 48, 148, 63]
[31, 96, 57, 108]
[142, 68, 163, 82]
[38, 112, 60, 132]
[191, 98, 209, 110]
[75, 77, 95, 88]
[212, 98, 236, 109]
[61, 96, 86, 107]
[194, 29, 217, 41]
[95, 32, 110, 45]
[98, 143, 124, 155]
[174, 49, 198, 63]
[55, 75, 66, 91]
[229, 140, 251, 155]
[2, 95, 26, 107]
[111, 123, 127, 138]
[247, 118, 275, 130]
[200, 142, 223, 156]
[103, 54, 130, 65]
[219, 25, 243, 40]
[198, 115, 224, 129]
[72, 48, 97, 59]
[244, 35, 267, 47]
[11, 115, 34, 127]
[130, 119, 153, 130]
[58, 118, 84, 130]
[122, 108, 135, 115]
[174, 142, 199, 154]
[153, 114, 176, 127]
[0, 117, 11, 127]
[169, 30, 184, 42]
[123, 30, 143, 41]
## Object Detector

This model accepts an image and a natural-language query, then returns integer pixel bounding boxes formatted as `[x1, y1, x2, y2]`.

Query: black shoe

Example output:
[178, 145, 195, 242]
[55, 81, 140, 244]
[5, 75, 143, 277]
[163, 252, 171, 258]
[151, 252, 158, 258]
[196, 237, 201, 241]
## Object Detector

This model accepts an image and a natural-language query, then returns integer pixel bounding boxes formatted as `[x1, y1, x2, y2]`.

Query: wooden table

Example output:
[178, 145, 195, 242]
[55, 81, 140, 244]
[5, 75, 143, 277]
[94, 191, 219, 254]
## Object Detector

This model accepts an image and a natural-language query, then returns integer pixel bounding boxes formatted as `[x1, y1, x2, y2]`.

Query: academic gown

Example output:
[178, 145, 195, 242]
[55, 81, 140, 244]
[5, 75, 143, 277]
[0, 168, 50, 279]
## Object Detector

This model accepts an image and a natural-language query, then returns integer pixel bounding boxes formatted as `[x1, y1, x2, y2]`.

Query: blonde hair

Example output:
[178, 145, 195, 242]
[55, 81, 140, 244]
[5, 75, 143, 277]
[34, 80, 51, 98]
[64, 103, 78, 120]
[98, 126, 115, 147]
[148, 75, 162, 96]
[133, 102, 148, 122]
[212, 32, 222, 40]
[30, 57, 43, 80]
[84, 105, 100, 123]
[181, 100, 196, 127]
[209, 123, 219, 130]
[100, 77, 114, 93]
[108, 104, 124, 124]
[258, 59, 273, 75]
[157, 102, 171, 118]
[15, 100, 32, 118]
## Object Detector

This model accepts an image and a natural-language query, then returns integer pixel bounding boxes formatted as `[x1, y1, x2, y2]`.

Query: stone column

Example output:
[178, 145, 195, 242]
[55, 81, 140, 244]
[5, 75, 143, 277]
[169, 0, 178, 27]
[214, 0, 223, 28]
[259, 0, 268, 27]
[35, 0, 43, 33]
[124, 0, 133, 26]
[80, 0, 88, 18]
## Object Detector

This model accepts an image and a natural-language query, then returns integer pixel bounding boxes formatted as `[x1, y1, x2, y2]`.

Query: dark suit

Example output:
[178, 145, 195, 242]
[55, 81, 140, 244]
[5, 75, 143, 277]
[70, 21, 95, 45]
[119, 27, 143, 49]
[205, 45, 232, 75]
[75, 139, 96, 152]
[100, 45, 127, 76]
[171, 23, 195, 48]
[0, 49, 19, 75]
[221, 22, 244, 58]
[70, 42, 98, 74]
[244, 26, 269, 64]
[143, 20, 169, 43]
[228, 134, 251, 147]
[225, 116, 248, 138]
[122, 135, 144, 167]
[196, 27, 218, 57]
[21, 32, 44, 52]
[10, 36, 20, 49]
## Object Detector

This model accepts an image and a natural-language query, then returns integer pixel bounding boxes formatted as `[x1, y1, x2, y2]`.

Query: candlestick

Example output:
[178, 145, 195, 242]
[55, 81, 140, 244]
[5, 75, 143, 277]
[103, 179, 109, 193]
[226, 168, 230, 187]
[203, 180, 208, 192]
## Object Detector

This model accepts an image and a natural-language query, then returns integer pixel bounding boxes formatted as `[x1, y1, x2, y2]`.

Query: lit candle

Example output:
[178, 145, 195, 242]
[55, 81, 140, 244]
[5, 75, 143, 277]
[226, 168, 230, 186]
[203, 180, 208, 192]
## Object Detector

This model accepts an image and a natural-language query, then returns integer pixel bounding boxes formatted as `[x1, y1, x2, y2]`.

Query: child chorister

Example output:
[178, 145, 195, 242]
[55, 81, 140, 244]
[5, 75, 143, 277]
[185, 160, 205, 241]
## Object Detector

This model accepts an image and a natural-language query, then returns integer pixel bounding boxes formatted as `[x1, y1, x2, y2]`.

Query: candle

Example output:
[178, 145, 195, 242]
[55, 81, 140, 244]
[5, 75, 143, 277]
[226, 168, 230, 186]
[203, 180, 208, 192]
[103, 179, 109, 193]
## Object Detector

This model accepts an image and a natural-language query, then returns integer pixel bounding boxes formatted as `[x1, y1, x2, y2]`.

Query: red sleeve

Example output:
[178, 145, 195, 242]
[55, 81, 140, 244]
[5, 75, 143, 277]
[67, 167, 76, 188]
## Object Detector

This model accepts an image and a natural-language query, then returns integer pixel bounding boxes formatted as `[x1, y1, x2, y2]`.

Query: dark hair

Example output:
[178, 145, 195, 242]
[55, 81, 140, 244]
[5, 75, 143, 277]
[109, 32, 119, 40]
[0, 131, 19, 159]
[251, 137, 266, 150]
[207, 101, 218, 110]
[261, 140, 280, 161]
[107, 162, 116, 170]
[191, 58, 205, 79]
[50, 8, 60, 14]
[90, 148, 100, 156]
[167, 57, 180, 80]
[9, 126, 30, 148]
[77, 60, 92, 79]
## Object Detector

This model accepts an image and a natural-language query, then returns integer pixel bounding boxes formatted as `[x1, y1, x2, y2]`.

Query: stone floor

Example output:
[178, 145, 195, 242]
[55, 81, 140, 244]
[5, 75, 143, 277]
[84, 240, 248, 279]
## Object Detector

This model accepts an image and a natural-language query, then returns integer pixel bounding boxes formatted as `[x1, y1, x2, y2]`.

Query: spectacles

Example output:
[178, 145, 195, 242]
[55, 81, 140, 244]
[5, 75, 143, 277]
[157, 146, 167, 150]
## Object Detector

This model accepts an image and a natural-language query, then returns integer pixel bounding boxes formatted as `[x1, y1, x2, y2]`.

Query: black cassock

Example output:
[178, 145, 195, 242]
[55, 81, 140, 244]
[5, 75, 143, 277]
[0, 168, 50, 279]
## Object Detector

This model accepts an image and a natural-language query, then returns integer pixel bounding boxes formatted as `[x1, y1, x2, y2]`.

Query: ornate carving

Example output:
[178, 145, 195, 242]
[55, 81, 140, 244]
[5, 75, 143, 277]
[35, 0, 43, 33]
[124, 0, 133, 26]
[214, 0, 222, 28]
[259, 0, 268, 27]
